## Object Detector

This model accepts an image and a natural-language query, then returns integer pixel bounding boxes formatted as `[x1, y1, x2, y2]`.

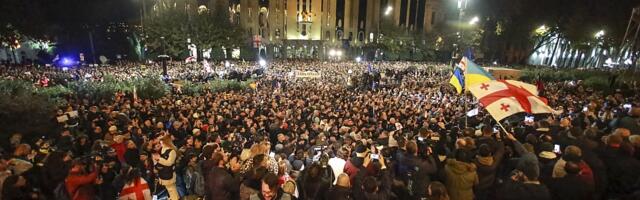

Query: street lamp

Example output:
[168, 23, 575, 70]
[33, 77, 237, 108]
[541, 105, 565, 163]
[536, 25, 549, 35]
[468, 16, 479, 25]
[594, 30, 605, 38]
[384, 6, 393, 16]
[329, 49, 336, 57]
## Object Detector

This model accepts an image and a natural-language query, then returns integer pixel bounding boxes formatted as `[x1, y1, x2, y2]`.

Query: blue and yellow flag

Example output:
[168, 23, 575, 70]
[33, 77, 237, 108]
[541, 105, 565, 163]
[461, 57, 494, 87]
[449, 67, 465, 94]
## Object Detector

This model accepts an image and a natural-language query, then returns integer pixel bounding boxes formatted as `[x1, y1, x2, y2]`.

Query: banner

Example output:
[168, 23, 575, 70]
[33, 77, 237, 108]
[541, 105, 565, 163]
[294, 70, 321, 78]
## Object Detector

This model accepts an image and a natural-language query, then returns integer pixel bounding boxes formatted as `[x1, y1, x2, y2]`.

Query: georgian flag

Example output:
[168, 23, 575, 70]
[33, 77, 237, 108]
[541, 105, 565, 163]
[468, 80, 555, 121]
[119, 178, 151, 200]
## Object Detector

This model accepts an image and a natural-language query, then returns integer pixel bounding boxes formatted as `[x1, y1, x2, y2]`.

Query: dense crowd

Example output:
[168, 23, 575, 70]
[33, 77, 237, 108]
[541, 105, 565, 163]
[0, 60, 638, 200]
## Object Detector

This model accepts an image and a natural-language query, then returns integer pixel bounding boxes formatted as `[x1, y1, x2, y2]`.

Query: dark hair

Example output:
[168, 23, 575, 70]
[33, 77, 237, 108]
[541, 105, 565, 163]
[363, 176, 378, 193]
[406, 141, 418, 155]
[262, 173, 279, 190]
[253, 154, 266, 169]
[478, 144, 491, 157]
[211, 152, 224, 166]
[2, 175, 21, 197]
[428, 181, 449, 200]
[306, 164, 321, 181]
[564, 161, 581, 175]
[455, 149, 472, 163]
[251, 167, 269, 181]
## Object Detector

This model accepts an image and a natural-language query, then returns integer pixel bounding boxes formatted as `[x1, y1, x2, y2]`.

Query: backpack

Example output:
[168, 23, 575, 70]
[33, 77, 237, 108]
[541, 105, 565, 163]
[53, 182, 71, 200]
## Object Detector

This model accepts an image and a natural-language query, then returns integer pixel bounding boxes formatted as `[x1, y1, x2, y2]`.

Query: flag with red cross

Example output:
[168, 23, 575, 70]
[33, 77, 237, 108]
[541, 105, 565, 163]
[469, 80, 555, 121]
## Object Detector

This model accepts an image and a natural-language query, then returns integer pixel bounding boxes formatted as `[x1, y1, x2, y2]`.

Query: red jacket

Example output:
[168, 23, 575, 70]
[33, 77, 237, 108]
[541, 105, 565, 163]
[66, 168, 98, 200]
[111, 142, 127, 162]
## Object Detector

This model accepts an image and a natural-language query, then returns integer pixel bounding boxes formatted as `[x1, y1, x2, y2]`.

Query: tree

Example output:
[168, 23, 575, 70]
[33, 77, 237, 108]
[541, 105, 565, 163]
[144, 0, 245, 60]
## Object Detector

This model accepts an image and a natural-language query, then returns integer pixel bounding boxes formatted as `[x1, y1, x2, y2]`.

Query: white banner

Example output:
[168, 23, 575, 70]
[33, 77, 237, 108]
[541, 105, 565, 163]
[294, 70, 321, 78]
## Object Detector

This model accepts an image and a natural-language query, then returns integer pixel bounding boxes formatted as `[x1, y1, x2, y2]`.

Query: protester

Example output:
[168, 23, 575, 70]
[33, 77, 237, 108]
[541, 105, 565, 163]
[0, 60, 638, 200]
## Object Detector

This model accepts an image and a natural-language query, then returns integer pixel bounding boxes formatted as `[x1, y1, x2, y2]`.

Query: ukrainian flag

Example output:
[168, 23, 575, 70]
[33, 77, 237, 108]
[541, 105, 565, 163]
[461, 57, 494, 87]
[449, 67, 464, 94]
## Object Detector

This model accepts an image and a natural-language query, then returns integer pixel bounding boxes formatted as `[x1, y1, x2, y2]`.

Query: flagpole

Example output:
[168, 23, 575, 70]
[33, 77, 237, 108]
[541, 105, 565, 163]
[496, 120, 509, 134]
[462, 57, 468, 128]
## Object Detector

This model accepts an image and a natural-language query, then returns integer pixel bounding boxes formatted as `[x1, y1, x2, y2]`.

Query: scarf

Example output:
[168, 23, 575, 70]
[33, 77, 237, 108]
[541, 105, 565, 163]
[476, 156, 494, 166]
[538, 151, 557, 159]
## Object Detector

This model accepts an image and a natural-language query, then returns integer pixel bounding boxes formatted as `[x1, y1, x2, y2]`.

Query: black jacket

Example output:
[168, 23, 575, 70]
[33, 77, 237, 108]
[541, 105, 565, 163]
[548, 174, 594, 200]
[498, 180, 551, 200]
[475, 141, 505, 191]
[326, 185, 353, 200]
[206, 166, 240, 200]
[397, 153, 438, 198]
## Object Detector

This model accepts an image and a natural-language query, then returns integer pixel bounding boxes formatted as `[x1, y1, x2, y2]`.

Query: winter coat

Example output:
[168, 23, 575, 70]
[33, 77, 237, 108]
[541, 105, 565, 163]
[548, 174, 594, 200]
[397, 153, 438, 197]
[343, 157, 364, 182]
[474, 141, 505, 191]
[598, 146, 640, 198]
[498, 180, 551, 200]
[326, 185, 353, 200]
[444, 159, 478, 200]
[65, 168, 99, 200]
[239, 182, 259, 200]
[206, 166, 240, 200]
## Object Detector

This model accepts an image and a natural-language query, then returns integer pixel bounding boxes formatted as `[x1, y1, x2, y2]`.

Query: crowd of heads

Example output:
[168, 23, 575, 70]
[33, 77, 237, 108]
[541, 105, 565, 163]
[0, 60, 638, 200]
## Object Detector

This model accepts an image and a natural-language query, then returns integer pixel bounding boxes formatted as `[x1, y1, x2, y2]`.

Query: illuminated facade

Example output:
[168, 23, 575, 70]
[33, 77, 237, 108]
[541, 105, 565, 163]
[234, 0, 444, 58]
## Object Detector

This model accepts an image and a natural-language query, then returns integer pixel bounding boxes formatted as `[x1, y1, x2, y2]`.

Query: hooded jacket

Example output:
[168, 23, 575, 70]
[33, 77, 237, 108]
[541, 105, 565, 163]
[445, 159, 479, 200]
[474, 141, 505, 191]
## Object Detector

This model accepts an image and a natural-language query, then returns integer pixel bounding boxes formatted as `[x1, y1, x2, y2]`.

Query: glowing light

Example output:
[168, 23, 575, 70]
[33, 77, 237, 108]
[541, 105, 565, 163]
[258, 59, 266, 67]
[594, 30, 605, 38]
[225, 61, 230, 67]
[356, 56, 362, 62]
[336, 50, 343, 57]
[62, 58, 74, 66]
[535, 25, 548, 35]
[329, 49, 336, 56]
[384, 6, 393, 16]
[62, 67, 69, 71]
[469, 16, 479, 25]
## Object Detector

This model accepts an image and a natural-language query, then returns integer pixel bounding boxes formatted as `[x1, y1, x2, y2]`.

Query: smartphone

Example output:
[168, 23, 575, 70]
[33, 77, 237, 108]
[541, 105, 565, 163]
[269, 152, 275, 158]
[553, 144, 561, 154]
[418, 137, 425, 142]
[524, 116, 534, 122]
[624, 104, 632, 110]
[370, 154, 379, 159]
[493, 127, 499, 133]
[583, 106, 588, 112]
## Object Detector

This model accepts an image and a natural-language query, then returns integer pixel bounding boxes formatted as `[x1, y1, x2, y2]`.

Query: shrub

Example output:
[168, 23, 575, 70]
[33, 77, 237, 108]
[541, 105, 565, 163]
[0, 79, 58, 138]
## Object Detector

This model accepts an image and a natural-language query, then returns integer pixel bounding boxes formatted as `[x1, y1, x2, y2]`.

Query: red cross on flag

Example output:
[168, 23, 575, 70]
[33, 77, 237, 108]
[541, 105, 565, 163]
[469, 80, 555, 121]
[119, 178, 151, 200]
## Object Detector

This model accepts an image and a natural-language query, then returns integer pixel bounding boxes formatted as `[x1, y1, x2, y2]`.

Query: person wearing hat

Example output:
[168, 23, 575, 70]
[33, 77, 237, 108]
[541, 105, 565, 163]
[536, 142, 558, 185]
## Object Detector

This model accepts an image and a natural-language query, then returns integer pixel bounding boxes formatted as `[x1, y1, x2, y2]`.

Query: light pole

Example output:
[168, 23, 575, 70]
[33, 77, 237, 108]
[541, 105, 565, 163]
[452, 0, 468, 67]
[161, 36, 167, 76]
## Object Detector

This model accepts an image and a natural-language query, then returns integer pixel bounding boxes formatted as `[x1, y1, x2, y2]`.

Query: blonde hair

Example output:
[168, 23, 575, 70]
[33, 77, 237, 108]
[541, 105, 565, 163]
[250, 143, 269, 157]
[160, 135, 180, 157]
